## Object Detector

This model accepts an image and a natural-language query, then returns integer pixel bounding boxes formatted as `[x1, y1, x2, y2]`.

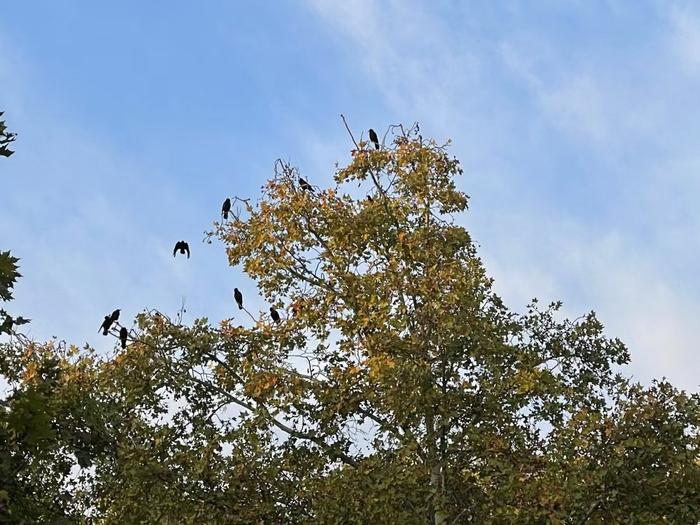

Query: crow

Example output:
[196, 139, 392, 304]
[368, 128, 379, 150]
[110, 309, 120, 323]
[173, 241, 190, 258]
[119, 327, 128, 349]
[299, 177, 314, 192]
[234, 288, 243, 310]
[270, 307, 281, 324]
[222, 198, 231, 220]
[99, 315, 113, 336]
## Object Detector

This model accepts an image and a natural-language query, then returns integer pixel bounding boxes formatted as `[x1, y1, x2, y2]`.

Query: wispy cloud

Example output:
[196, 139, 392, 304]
[669, 4, 700, 74]
[305, 0, 700, 391]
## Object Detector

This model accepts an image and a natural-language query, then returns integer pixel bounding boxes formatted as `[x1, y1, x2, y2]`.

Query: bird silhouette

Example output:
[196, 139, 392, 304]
[369, 129, 379, 150]
[99, 315, 113, 336]
[234, 288, 243, 310]
[110, 309, 120, 323]
[173, 241, 190, 258]
[119, 327, 128, 349]
[270, 307, 281, 324]
[299, 177, 314, 192]
[222, 198, 231, 220]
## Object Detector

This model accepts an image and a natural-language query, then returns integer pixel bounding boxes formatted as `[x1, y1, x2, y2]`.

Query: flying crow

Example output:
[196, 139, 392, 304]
[368, 129, 379, 150]
[234, 288, 243, 310]
[173, 241, 190, 258]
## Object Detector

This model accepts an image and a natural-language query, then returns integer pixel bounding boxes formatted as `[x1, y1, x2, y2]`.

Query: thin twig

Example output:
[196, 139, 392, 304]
[578, 498, 602, 525]
[340, 114, 359, 149]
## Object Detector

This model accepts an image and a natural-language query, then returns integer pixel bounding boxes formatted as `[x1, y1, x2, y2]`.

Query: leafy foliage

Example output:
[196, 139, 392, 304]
[0, 251, 29, 335]
[0, 112, 16, 158]
[0, 115, 27, 334]
[0, 340, 114, 523]
[1, 123, 698, 523]
[88, 127, 699, 522]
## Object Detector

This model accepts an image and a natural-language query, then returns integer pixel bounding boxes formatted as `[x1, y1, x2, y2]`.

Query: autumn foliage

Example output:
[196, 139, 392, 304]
[1, 123, 699, 523]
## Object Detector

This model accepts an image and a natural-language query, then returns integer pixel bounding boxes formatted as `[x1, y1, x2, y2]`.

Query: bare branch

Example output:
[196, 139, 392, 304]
[340, 114, 359, 150]
[578, 498, 602, 524]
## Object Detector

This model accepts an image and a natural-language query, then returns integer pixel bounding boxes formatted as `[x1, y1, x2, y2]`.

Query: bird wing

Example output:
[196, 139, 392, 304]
[100, 316, 111, 333]
[300, 178, 314, 192]
[184, 243, 190, 258]
[173, 242, 179, 257]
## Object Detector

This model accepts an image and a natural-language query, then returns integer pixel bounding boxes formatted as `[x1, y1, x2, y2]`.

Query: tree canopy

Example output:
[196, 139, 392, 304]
[1, 121, 699, 524]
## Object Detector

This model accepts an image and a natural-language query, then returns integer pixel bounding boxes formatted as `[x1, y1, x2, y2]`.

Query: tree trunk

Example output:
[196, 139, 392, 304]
[431, 463, 447, 525]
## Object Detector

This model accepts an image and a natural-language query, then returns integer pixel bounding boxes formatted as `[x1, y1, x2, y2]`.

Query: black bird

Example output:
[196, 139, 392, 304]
[173, 241, 190, 258]
[222, 198, 231, 220]
[119, 327, 128, 349]
[368, 128, 379, 150]
[298, 177, 314, 192]
[110, 309, 120, 323]
[234, 288, 243, 310]
[366, 195, 374, 203]
[270, 307, 281, 324]
[99, 315, 113, 336]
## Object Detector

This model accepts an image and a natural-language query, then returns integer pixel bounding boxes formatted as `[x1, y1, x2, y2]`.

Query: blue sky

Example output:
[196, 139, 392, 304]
[1, 1, 699, 391]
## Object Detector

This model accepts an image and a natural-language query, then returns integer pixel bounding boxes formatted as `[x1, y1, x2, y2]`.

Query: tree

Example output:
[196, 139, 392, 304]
[1, 121, 698, 523]
[88, 125, 699, 523]
[1, 114, 106, 524]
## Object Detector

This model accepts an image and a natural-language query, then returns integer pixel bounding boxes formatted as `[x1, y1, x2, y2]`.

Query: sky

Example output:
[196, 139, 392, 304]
[1, 0, 699, 392]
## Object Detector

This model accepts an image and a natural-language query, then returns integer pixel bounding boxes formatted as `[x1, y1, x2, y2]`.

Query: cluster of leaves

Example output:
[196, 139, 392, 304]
[0, 116, 27, 335]
[0, 341, 113, 523]
[0, 251, 29, 335]
[1, 122, 698, 523]
[0, 112, 16, 158]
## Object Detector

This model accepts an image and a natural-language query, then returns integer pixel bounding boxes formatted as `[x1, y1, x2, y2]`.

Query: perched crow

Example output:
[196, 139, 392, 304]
[234, 288, 243, 310]
[366, 195, 374, 203]
[298, 177, 314, 192]
[110, 309, 120, 323]
[368, 129, 379, 150]
[99, 315, 113, 336]
[119, 327, 128, 349]
[270, 307, 281, 324]
[173, 241, 190, 258]
[222, 198, 231, 220]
